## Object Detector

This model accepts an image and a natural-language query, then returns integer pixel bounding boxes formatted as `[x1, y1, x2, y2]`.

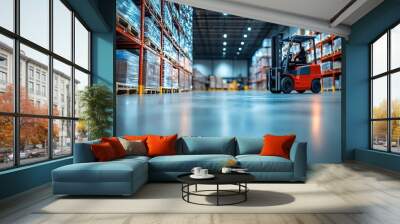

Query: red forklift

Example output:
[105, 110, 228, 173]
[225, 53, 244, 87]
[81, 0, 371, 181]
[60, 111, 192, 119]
[267, 34, 322, 94]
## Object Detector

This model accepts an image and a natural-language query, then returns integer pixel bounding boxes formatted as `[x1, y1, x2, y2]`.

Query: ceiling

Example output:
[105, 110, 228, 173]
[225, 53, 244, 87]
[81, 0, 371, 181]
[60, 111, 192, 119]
[193, 8, 288, 60]
[171, 0, 384, 38]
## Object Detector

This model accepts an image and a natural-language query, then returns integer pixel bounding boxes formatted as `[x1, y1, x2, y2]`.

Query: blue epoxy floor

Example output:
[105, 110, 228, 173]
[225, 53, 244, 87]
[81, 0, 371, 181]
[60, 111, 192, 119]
[117, 91, 341, 163]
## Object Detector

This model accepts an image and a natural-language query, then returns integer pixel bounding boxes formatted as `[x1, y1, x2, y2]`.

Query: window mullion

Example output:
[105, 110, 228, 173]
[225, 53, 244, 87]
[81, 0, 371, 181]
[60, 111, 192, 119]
[14, 0, 21, 166]
[388, 30, 391, 152]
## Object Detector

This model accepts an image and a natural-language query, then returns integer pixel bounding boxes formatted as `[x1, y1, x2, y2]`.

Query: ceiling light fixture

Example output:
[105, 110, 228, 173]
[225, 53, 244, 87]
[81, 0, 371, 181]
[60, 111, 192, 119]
[223, 48, 226, 51]
[247, 27, 252, 31]
[243, 34, 248, 38]
[236, 52, 240, 55]
[238, 47, 242, 51]
[223, 41, 227, 46]
[223, 34, 227, 38]
[240, 41, 244, 45]
[223, 13, 228, 16]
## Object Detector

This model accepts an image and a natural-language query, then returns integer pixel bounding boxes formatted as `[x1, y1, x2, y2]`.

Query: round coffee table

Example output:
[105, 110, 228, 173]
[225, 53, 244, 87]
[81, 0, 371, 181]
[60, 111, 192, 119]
[177, 173, 255, 206]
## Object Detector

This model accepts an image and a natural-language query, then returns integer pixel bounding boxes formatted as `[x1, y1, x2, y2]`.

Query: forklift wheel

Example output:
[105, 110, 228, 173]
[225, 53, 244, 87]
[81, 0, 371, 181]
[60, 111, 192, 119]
[311, 79, 321, 93]
[281, 77, 294, 94]
[296, 90, 306, 94]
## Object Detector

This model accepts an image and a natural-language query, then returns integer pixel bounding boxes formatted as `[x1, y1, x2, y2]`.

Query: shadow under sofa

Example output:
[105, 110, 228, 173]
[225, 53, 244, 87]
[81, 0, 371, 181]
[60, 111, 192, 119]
[52, 137, 307, 196]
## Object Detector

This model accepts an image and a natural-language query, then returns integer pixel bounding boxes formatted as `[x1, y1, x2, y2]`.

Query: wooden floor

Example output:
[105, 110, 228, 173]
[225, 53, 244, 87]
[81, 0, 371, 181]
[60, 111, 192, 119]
[1, 162, 400, 224]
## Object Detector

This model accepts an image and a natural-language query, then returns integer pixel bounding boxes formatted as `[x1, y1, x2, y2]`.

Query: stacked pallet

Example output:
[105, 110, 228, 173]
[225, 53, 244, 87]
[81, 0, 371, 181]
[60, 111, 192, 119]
[116, 0, 140, 35]
[145, 17, 161, 49]
[144, 50, 160, 89]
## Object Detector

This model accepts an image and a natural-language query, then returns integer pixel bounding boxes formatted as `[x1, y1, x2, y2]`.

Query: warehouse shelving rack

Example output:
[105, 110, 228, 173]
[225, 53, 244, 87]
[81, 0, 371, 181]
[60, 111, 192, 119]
[116, 0, 193, 95]
[313, 34, 342, 92]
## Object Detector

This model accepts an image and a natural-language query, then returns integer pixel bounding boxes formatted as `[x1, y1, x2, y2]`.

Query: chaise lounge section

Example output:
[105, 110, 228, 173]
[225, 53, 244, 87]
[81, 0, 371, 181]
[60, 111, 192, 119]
[52, 136, 307, 196]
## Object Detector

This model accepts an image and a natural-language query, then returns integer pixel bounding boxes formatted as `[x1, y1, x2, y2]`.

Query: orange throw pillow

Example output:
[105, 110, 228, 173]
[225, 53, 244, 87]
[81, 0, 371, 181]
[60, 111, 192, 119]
[101, 137, 127, 158]
[260, 134, 296, 159]
[91, 142, 117, 162]
[146, 134, 178, 157]
[124, 135, 148, 141]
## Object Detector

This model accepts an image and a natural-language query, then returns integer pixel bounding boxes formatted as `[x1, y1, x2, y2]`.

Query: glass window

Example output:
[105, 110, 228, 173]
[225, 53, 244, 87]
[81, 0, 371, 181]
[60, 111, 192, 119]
[53, 119, 72, 158]
[20, 0, 49, 49]
[74, 69, 89, 118]
[53, 59, 72, 117]
[0, 35, 14, 113]
[20, 44, 49, 115]
[391, 120, 400, 153]
[372, 33, 387, 76]
[0, 1, 91, 170]
[0, 116, 14, 169]
[74, 18, 89, 70]
[372, 121, 388, 151]
[391, 72, 400, 118]
[19, 117, 49, 165]
[371, 24, 400, 154]
[391, 24, 400, 70]
[0, 0, 14, 31]
[75, 120, 88, 143]
[53, 0, 72, 60]
[372, 76, 387, 119]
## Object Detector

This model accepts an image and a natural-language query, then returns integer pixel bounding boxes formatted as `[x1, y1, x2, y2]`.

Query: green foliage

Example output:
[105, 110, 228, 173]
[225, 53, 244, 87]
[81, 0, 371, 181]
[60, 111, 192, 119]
[79, 84, 113, 140]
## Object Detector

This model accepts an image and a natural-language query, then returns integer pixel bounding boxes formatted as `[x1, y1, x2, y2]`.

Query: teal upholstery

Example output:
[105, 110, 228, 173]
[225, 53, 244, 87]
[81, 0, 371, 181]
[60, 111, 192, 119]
[52, 157, 148, 195]
[236, 155, 293, 172]
[149, 154, 234, 173]
[235, 137, 263, 155]
[52, 137, 307, 195]
[178, 137, 236, 155]
[73, 140, 100, 163]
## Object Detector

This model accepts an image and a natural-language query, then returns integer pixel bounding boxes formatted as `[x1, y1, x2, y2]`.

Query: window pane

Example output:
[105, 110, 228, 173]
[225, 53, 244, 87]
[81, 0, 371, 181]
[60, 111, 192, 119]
[0, 0, 14, 31]
[53, 119, 72, 158]
[20, 117, 49, 165]
[391, 120, 400, 153]
[53, 59, 72, 117]
[20, 44, 49, 115]
[372, 121, 388, 151]
[74, 69, 89, 118]
[20, 0, 49, 49]
[391, 72, 400, 118]
[372, 76, 387, 119]
[75, 18, 89, 70]
[53, 0, 72, 60]
[372, 33, 387, 76]
[391, 24, 400, 70]
[75, 120, 88, 143]
[0, 35, 14, 112]
[0, 116, 14, 170]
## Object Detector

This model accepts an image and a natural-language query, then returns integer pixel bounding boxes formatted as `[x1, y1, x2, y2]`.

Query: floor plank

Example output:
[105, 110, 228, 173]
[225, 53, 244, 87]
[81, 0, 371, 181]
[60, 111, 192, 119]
[1, 162, 400, 224]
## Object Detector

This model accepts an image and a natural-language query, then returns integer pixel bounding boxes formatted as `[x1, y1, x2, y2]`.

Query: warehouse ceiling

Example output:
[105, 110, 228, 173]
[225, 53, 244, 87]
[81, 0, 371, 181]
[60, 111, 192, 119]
[193, 8, 288, 60]
[171, 0, 384, 37]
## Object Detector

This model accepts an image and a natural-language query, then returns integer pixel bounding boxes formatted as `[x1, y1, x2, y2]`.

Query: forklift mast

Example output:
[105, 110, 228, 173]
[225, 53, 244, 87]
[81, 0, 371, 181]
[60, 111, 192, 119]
[271, 34, 282, 69]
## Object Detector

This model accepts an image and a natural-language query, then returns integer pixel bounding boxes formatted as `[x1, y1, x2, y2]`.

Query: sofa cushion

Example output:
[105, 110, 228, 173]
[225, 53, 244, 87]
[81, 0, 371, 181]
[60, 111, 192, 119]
[91, 142, 118, 162]
[178, 137, 236, 155]
[260, 134, 296, 159]
[147, 134, 178, 157]
[236, 137, 263, 155]
[149, 154, 235, 172]
[53, 158, 147, 183]
[101, 137, 127, 158]
[236, 155, 293, 172]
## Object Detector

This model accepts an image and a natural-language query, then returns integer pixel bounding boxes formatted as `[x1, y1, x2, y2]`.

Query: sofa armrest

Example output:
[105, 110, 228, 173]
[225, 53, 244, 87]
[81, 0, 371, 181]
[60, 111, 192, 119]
[73, 140, 99, 163]
[290, 142, 307, 181]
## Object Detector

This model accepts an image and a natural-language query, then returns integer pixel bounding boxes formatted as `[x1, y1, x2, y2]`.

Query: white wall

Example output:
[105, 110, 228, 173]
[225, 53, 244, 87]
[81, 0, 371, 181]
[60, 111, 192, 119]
[193, 59, 248, 78]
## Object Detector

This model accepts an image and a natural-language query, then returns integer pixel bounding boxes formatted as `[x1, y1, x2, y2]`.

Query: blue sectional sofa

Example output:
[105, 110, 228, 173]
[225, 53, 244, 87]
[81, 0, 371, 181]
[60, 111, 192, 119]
[52, 137, 307, 196]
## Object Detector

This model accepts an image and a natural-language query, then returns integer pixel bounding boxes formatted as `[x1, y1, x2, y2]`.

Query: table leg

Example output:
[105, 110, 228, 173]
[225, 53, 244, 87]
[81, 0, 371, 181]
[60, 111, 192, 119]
[195, 184, 198, 192]
[217, 184, 219, 206]
[245, 183, 247, 201]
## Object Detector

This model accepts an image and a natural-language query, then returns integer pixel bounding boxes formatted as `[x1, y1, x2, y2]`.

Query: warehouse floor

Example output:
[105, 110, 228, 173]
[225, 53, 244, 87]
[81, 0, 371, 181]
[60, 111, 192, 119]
[117, 91, 341, 163]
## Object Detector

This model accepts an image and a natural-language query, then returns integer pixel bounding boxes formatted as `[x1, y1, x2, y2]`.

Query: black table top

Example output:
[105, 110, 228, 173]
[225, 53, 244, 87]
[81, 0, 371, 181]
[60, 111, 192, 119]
[177, 172, 255, 185]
